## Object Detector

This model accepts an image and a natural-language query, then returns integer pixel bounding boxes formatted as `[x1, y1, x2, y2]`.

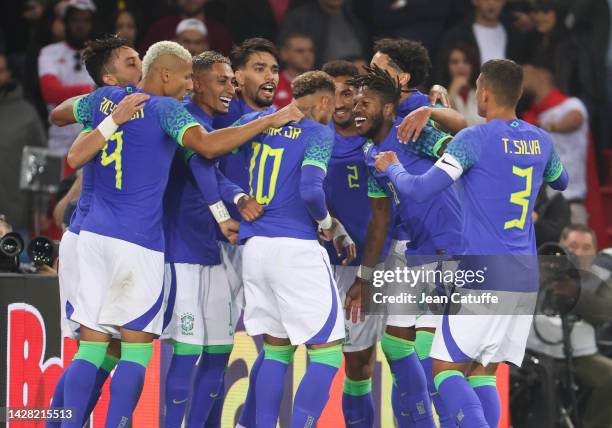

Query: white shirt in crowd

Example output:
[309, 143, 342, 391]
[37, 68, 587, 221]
[539, 97, 589, 201]
[450, 89, 485, 127]
[472, 23, 507, 64]
[38, 41, 94, 156]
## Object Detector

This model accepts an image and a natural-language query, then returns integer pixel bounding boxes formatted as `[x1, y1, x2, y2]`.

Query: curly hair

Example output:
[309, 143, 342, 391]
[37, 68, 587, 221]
[348, 64, 401, 106]
[230, 37, 279, 70]
[321, 60, 358, 78]
[373, 38, 431, 87]
[82, 35, 129, 86]
[291, 71, 335, 99]
[192, 50, 231, 73]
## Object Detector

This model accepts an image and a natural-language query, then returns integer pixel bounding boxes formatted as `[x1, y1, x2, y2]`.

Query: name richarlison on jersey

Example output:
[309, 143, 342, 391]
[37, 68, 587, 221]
[99, 96, 145, 121]
[502, 137, 541, 156]
[262, 125, 302, 140]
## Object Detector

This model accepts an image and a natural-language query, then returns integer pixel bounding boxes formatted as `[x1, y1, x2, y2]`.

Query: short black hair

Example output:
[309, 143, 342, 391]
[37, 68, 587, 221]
[193, 50, 231, 73]
[230, 37, 279, 70]
[291, 70, 335, 99]
[373, 38, 431, 87]
[321, 60, 358, 78]
[561, 224, 597, 248]
[280, 32, 313, 49]
[348, 64, 401, 107]
[480, 59, 523, 107]
[82, 35, 129, 86]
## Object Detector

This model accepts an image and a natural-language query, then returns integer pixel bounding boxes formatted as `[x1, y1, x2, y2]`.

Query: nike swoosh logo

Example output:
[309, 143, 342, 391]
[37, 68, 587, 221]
[440, 158, 457, 168]
[172, 398, 188, 404]
[209, 392, 219, 398]
[400, 411, 411, 417]
[347, 418, 365, 425]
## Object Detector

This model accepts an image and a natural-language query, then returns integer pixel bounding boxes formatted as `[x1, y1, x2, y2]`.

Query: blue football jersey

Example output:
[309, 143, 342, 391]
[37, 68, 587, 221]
[73, 86, 200, 251]
[323, 128, 369, 265]
[163, 98, 221, 265]
[237, 114, 334, 242]
[365, 119, 462, 264]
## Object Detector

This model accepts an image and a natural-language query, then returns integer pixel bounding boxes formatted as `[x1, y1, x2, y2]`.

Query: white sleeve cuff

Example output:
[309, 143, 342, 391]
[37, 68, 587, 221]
[233, 193, 248, 206]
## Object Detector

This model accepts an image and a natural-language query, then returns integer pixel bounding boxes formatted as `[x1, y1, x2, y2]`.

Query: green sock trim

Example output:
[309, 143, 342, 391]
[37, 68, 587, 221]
[308, 344, 343, 368]
[203, 344, 233, 354]
[434, 370, 464, 391]
[381, 333, 415, 361]
[468, 375, 497, 388]
[73, 341, 109, 368]
[263, 343, 295, 365]
[415, 331, 435, 360]
[343, 377, 372, 396]
[100, 354, 119, 373]
[121, 342, 154, 368]
[173, 341, 203, 356]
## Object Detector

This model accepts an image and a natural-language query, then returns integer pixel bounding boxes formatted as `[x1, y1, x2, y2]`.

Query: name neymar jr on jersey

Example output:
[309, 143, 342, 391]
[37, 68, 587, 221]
[502, 137, 541, 156]
[262, 125, 302, 140]
[99, 96, 145, 121]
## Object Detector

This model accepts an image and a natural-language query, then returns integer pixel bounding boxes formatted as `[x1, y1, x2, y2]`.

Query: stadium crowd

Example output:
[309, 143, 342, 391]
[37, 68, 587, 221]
[1, 1, 612, 428]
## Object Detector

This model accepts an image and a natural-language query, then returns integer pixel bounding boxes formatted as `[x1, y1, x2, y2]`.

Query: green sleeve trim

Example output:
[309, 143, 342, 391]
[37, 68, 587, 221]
[308, 344, 343, 369]
[121, 342, 154, 368]
[544, 164, 563, 182]
[414, 331, 435, 360]
[100, 354, 120, 373]
[381, 333, 415, 361]
[73, 98, 83, 124]
[177, 122, 200, 147]
[343, 377, 372, 396]
[73, 341, 109, 368]
[81, 127, 93, 133]
[468, 375, 497, 388]
[302, 159, 327, 173]
[173, 340, 203, 356]
[263, 343, 295, 365]
[203, 344, 234, 355]
[368, 191, 388, 198]
[431, 135, 453, 158]
[434, 370, 464, 391]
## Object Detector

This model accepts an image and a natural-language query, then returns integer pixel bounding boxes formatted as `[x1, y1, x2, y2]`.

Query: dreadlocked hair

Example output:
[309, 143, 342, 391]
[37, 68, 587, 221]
[348, 64, 401, 106]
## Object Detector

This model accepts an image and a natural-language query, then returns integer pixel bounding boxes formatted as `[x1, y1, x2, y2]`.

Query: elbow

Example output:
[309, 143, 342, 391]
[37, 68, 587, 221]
[49, 108, 67, 127]
[66, 150, 84, 170]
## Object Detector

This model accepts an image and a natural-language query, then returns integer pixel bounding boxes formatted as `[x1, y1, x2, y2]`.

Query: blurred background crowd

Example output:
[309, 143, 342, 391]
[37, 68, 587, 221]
[0, 0, 611, 254]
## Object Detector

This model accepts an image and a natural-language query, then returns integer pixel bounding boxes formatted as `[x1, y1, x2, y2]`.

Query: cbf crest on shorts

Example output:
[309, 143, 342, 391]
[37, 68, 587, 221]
[180, 313, 195, 336]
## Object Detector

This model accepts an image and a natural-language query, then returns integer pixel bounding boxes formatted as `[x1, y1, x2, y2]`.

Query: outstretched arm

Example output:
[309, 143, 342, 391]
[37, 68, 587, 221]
[397, 106, 468, 143]
[49, 95, 84, 126]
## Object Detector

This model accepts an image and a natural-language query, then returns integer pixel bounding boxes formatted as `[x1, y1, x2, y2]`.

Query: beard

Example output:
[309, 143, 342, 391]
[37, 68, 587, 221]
[253, 93, 275, 108]
[362, 111, 384, 139]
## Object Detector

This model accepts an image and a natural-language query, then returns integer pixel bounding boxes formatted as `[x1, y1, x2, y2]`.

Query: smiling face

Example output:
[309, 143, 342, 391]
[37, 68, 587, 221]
[235, 51, 279, 108]
[193, 62, 236, 115]
[332, 75, 356, 129]
[353, 87, 386, 139]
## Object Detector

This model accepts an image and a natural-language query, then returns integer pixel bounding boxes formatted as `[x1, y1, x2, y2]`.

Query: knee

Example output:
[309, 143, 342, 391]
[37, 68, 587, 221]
[344, 354, 374, 380]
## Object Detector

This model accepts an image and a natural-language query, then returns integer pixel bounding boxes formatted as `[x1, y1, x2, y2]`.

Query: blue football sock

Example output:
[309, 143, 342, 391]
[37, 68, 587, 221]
[392, 377, 414, 428]
[415, 331, 454, 427]
[185, 345, 232, 428]
[342, 377, 374, 428]
[237, 348, 264, 427]
[382, 333, 435, 427]
[469, 376, 500, 428]
[290, 344, 342, 428]
[203, 379, 224, 428]
[82, 354, 119, 425]
[164, 342, 202, 428]
[256, 343, 294, 428]
[61, 341, 108, 428]
[105, 342, 153, 428]
[47, 367, 68, 428]
[435, 371, 488, 427]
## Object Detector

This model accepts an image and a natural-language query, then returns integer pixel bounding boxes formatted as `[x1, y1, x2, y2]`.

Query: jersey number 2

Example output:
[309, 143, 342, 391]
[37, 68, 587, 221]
[504, 165, 533, 230]
[249, 142, 284, 204]
[100, 130, 124, 190]
[347, 165, 360, 188]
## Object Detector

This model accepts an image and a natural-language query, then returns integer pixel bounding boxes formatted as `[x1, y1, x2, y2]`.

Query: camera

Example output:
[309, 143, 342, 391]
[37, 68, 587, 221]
[27, 236, 56, 267]
[0, 232, 25, 272]
[537, 242, 581, 316]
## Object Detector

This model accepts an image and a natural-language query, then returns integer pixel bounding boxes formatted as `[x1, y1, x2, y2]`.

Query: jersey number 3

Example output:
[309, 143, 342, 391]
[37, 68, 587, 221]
[249, 142, 284, 204]
[101, 130, 123, 190]
[504, 165, 533, 230]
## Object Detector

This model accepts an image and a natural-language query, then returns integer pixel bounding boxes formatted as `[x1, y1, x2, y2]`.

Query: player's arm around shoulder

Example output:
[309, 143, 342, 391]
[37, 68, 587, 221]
[542, 134, 569, 191]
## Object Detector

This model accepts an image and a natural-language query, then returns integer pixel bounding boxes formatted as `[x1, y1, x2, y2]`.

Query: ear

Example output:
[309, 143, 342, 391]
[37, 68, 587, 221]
[234, 69, 245, 87]
[161, 67, 170, 84]
[399, 72, 411, 88]
[101, 73, 117, 86]
[383, 103, 394, 119]
[192, 75, 202, 94]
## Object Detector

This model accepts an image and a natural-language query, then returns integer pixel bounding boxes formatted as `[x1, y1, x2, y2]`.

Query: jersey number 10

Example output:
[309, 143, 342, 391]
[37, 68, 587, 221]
[248, 142, 284, 205]
[100, 131, 124, 190]
[504, 165, 533, 230]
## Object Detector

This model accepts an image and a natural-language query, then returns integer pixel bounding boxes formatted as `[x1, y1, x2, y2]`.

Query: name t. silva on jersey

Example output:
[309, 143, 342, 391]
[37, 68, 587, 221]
[372, 291, 499, 305]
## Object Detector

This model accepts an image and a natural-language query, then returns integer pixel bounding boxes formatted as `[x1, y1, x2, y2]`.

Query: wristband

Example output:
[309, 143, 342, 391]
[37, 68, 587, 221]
[97, 115, 118, 140]
[234, 193, 248, 206]
[333, 221, 354, 246]
[317, 212, 333, 230]
[209, 201, 231, 223]
[357, 265, 374, 282]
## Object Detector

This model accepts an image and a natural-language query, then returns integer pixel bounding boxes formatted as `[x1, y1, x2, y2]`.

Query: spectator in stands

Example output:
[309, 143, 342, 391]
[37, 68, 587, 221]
[437, 42, 484, 126]
[175, 18, 208, 57]
[279, 0, 368, 68]
[37, 0, 95, 158]
[274, 32, 315, 108]
[528, 224, 612, 428]
[522, 62, 589, 224]
[533, 186, 571, 248]
[115, 9, 138, 48]
[438, 0, 531, 66]
[0, 54, 46, 236]
[141, 0, 231, 55]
